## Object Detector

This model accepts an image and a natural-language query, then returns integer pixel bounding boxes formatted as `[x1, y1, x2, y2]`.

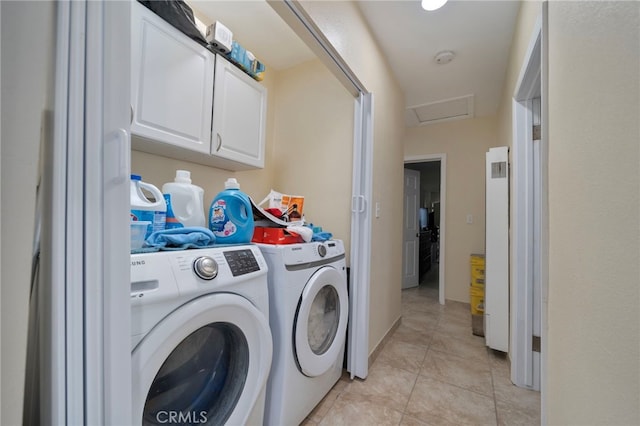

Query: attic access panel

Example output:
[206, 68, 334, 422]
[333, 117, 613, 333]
[406, 94, 474, 126]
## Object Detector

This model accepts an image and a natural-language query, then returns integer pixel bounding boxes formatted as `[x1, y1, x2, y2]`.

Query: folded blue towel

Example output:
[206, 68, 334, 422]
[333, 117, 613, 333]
[305, 223, 333, 242]
[311, 231, 333, 242]
[145, 226, 216, 251]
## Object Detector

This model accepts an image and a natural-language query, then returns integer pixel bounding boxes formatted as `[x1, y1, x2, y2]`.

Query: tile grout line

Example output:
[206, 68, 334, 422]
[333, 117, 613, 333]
[399, 286, 435, 424]
[489, 349, 501, 425]
[399, 343, 429, 422]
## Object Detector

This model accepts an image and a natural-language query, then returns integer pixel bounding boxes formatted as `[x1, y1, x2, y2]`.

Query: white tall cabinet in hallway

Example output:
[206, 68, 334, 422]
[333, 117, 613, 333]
[485, 146, 509, 352]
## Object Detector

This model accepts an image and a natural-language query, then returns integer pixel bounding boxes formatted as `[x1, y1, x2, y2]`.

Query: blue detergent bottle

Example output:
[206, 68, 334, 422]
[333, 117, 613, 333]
[208, 178, 254, 244]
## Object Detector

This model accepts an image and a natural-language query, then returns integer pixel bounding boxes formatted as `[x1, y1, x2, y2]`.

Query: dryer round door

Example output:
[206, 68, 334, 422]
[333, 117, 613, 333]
[132, 293, 272, 426]
[294, 266, 348, 377]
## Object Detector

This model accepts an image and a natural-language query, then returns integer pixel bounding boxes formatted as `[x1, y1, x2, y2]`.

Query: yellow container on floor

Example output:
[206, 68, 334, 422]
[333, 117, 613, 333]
[471, 253, 485, 281]
[471, 253, 485, 265]
[471, 277, 485, 289]
[470, 286, 485, 315]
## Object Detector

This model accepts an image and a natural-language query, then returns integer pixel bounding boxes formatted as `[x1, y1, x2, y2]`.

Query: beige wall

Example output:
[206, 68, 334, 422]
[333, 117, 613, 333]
[545, 2, 640, 423]
[271, 59, 354, 259]
[302, 1, 406, 353]
[404, 117, 498, 302]
[1, 2, 56, 423]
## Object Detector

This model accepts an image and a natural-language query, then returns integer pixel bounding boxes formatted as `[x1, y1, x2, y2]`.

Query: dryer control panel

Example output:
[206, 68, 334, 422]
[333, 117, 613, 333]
[273, 240, 345, 268]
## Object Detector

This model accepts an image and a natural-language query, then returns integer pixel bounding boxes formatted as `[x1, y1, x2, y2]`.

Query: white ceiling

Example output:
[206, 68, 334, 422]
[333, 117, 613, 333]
[188, 0, 520, 126]
[358, 0, 520, 125]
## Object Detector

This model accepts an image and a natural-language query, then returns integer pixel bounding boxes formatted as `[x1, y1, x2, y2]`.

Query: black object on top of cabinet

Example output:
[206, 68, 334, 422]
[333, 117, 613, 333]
[138, 0, 207, 46]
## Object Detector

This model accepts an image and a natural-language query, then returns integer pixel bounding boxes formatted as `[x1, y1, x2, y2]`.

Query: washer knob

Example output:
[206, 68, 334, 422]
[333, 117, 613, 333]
[317, 244, 327, 258]
[194, 256, 218, 280]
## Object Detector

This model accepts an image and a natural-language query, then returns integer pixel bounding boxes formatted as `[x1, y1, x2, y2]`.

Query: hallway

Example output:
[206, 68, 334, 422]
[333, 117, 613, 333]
[302, 266, 541, 425]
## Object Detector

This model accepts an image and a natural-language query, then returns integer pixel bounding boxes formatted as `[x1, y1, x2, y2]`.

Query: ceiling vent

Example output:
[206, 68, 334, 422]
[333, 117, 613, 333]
[405, 94, 475, 127]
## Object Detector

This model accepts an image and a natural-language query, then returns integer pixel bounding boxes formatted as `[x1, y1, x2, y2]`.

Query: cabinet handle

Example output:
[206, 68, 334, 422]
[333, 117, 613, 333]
[216, 133, 222, 152]
[130, 104, 134, 125]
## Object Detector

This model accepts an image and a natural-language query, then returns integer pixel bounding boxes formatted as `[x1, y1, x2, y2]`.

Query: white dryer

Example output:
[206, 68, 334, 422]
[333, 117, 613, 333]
[130, 246, 272, 426]
[258, 240, 349, 426]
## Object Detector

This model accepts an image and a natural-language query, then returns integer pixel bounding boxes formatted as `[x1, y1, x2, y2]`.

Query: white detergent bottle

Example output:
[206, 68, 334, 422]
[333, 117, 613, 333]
[130, 174, 166, 238]
[162, 170, 205, 228]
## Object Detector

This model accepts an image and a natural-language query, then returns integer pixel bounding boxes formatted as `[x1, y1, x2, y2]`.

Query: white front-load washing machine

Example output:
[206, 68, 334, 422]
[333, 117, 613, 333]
[130, 245, 272, 426]
[258, 240, 349, 426]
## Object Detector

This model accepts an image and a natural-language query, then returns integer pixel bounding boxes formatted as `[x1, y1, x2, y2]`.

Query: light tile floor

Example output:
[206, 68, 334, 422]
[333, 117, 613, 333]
[302, 264, 541, 426]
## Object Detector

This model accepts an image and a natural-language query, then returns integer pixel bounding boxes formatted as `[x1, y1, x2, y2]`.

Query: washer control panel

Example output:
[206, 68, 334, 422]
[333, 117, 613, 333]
[224, 249, 261, 276]
[130, 245, 267, 304]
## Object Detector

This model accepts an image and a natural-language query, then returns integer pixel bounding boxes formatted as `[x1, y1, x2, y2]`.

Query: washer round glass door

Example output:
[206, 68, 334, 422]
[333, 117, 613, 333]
[132, 293, 272, 425]
[294, 266, 348, 377]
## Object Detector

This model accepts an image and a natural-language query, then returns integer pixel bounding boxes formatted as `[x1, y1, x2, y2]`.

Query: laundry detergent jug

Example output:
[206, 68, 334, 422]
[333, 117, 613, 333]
[208, 178, 254, 244]
[130, 174, 166, 238]
[162, 170, 205, 227]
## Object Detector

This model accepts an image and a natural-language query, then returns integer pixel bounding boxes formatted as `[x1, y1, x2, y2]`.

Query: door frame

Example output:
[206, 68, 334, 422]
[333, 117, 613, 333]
[511, 4, 547, 402]
[404, 154, 446, 305]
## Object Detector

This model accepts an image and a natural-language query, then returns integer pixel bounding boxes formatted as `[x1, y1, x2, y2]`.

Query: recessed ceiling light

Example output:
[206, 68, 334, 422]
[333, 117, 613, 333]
[421, 0, 448, 11]
[434, 50, 456, 64]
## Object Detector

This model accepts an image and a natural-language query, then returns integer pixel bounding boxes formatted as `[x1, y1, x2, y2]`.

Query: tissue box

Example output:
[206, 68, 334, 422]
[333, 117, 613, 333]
[206, 21, 232, 54]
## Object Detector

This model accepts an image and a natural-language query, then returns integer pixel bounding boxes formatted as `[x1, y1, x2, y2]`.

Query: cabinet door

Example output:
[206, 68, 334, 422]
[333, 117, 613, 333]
[212, 55, 267, 169]
[131, 2, 214, 154]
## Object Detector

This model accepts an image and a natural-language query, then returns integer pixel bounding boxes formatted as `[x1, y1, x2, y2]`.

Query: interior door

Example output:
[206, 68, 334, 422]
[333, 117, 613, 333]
[402, 168, 420, 289]
[22, 1, 133, 423]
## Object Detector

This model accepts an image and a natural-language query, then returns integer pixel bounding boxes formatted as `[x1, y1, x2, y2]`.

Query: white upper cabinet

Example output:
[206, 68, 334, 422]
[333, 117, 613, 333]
[131, 2, 214, 154]
[212, 55, 267, 169]
[130, 2, 267, 170]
